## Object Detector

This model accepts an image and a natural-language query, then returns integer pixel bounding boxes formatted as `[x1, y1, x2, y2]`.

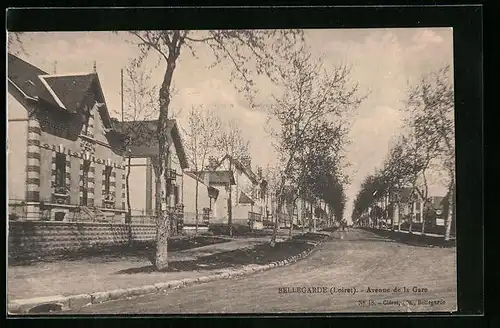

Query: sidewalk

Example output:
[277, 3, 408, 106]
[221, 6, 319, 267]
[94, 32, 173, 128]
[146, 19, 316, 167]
[376, 227, 456, 239]
[8, 236, 276, 301]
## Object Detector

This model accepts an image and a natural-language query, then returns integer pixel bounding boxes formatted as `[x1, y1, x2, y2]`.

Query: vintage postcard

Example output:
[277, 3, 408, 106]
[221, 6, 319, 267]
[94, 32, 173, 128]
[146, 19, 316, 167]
[7, 28, 457, 314]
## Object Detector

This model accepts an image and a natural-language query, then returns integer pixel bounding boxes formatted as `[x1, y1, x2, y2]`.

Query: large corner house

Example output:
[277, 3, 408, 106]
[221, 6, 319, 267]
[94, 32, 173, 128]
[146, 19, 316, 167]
[7, 53, 268, 229]
[7, 54, 129, 222]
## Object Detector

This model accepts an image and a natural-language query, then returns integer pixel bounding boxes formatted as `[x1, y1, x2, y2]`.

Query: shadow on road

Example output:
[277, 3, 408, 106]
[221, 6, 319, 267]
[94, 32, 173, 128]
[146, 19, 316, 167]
[115, 234, 328, 275]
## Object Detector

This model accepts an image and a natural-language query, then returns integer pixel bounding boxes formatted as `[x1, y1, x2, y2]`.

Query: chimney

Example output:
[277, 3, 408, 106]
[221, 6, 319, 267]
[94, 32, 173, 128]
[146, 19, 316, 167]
[208, 156, 218, 171]
[93, 61, 97, 73]
[257, 167, 263, 180]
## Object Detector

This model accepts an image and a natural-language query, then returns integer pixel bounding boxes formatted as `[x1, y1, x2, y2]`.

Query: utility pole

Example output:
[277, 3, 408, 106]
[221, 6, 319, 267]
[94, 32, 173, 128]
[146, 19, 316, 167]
[121, 68, 124, 122]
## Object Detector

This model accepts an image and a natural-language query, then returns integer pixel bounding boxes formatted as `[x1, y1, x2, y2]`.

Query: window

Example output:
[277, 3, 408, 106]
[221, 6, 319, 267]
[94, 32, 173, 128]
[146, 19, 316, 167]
[82, 160, 90, 205]
[104, 165, 112, 196]
[55, 153, 66, 188]
[173, 185, 179, 205]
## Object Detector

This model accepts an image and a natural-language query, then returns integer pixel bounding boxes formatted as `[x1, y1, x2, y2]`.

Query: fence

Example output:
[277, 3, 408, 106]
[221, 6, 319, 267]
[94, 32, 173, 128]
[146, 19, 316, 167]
[248, 211, 263, 222]
[129, 214, 156, 225]
[183, 212, 211, 226]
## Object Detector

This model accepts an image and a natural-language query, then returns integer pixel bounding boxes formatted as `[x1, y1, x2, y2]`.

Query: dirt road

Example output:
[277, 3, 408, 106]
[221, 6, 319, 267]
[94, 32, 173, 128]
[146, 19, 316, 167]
[63, 229, 457, 314]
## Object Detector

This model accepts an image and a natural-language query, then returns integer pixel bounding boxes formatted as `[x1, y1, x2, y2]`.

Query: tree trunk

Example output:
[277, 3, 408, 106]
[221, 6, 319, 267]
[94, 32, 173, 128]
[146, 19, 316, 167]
[409, 203, 414, 234]
[288, 202, 295, 239]
[309, 203, 313, 232]
[390, 203, 394, 231]
[421, 199, 427, 235]
[154, 169, 169, 270]
[195, 177, 199, 236]
[270, 198, 282, 247]
[444, 177, 455, 241]
[153, 53, 177, 271]
[301, 202, 305, 234]
[227, 185, 233, 236]
[227, 159, 233, 237]
[323, 202, 327, 230]
[126, 154, 132, 245]
[396, 202, 401, 231]
[420, 172, 430, 235]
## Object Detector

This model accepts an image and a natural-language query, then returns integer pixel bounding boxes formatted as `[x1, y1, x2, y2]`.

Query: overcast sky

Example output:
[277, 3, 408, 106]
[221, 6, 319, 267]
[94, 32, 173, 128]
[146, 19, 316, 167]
[10, 28, 454, 222]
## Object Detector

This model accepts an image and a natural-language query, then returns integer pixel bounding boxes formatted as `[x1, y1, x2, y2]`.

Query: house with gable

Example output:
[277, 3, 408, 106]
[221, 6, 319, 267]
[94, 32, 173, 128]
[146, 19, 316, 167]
[181, 170, 224, 229]
[424, 196, 447, 226]
[387, 186, 427, 228]
[115, 119, 189, 231]
[198, 154, 267, 229]
[7, 53, 128, 222]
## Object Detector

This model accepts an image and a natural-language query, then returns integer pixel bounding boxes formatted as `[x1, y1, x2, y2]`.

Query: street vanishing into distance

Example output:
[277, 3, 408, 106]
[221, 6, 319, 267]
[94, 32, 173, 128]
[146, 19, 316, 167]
[63, 229, 456, 314]
[8, 29, 461, 316]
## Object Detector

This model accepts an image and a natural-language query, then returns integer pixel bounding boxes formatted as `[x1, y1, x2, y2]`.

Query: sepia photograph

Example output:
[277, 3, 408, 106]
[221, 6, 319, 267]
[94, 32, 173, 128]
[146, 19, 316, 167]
[7, 28, 457, 315]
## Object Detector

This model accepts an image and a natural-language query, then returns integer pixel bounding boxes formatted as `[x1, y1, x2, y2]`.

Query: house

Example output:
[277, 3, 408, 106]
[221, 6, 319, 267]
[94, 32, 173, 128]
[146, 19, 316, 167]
[424, 196, 447, 226]
[7, 53, 128, 222]
[388, 186, 427, 227]
[115, 119, 189, 230]
[182, 170, 221, 227]
[204, 154, 267, 229]
[194, 168, 237, 225]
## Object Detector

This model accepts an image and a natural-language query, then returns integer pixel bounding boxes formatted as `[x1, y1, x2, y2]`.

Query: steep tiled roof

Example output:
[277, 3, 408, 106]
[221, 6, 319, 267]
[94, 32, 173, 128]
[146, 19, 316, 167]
[184, 171, 207, 185]
[8, 53, 115, 130]
[215, 154, 259, 184]
[239, 191, 255, 204]
[42, 74, 96, 112]
[8, 53, 58, 107]
[115, 119, 189, 169]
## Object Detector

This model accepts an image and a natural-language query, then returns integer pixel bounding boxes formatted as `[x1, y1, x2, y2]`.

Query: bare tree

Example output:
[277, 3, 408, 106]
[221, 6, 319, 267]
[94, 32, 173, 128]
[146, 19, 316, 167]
[380, 134, 421, 231]
[404, 124, 441, 234]
[266, 48, 366, 246]
[215, 119, 251, 236]
[405, 65, 455, 240]
[128, 29, 302, 270]
[182, 106, 221, 236]
[115, 59, 158, 229]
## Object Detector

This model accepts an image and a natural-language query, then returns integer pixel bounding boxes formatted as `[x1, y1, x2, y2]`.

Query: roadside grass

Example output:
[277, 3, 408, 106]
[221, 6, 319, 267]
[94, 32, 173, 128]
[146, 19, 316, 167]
[8, 232, 328, 301]
[116, 232, 329, 274]
[361, 227, 456, 248]
[9, 235, 230, 266]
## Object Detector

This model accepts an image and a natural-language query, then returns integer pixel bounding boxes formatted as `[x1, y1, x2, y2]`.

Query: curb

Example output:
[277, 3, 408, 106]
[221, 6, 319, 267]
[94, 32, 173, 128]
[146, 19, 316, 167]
[8, 236, 327, 314]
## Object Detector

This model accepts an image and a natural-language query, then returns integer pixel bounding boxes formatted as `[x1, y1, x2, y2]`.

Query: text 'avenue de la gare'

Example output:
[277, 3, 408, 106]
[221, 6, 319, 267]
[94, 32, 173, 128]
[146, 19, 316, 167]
[277, 286, 429, 295]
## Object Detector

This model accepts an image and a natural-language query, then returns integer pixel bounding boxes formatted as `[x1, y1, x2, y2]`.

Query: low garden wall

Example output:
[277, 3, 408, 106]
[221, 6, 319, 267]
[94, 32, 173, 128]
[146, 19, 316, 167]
[8, 221, 156, 260]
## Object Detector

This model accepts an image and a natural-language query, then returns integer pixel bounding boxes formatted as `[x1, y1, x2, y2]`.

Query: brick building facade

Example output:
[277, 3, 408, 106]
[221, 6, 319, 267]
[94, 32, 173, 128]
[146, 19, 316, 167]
[7, 54, 128, 222]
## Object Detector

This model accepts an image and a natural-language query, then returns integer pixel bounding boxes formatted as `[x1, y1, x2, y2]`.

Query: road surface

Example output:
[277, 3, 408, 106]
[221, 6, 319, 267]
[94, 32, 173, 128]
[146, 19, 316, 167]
[63, 229, 457, 314]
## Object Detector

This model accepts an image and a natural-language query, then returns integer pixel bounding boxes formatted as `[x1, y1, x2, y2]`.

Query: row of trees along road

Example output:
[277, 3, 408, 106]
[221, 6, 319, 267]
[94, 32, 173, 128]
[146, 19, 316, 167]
[182, 107, 251, 238]
[352, 65, 455, 241]
[264, 47, 366, 246]
[127, 30, 304, 270]
[10, 30, 364, 270]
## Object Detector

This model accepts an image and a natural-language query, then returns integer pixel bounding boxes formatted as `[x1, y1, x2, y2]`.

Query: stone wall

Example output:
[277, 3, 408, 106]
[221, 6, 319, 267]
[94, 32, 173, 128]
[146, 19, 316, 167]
[8, 221, 156, 260]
